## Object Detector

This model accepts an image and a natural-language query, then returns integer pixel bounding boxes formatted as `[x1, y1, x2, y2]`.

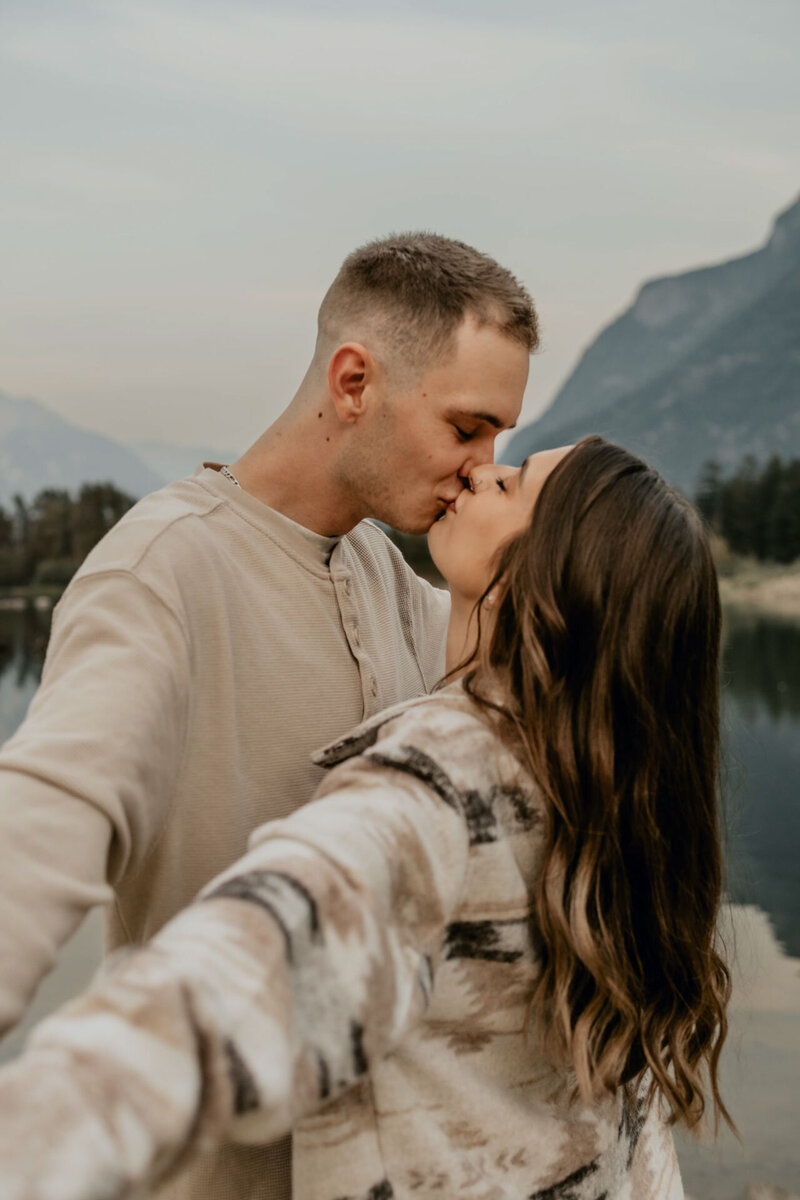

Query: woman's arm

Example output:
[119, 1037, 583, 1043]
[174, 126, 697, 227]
[0, 748, 470, 1200]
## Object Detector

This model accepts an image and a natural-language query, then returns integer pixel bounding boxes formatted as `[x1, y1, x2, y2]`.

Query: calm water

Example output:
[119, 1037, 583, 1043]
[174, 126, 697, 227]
[0, 604, 798, 1197]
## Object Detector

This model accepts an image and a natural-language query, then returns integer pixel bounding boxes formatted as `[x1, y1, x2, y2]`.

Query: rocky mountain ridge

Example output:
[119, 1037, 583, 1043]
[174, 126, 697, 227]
[505, 193, 800, 492]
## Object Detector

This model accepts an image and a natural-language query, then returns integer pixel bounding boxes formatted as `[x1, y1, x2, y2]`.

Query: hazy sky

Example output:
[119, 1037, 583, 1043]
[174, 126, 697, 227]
[2, 0, 798, 455]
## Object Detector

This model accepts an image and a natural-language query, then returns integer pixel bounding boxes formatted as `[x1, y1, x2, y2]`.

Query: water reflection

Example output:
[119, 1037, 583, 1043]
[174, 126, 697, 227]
[0, 606, 49, 684]
[723, 613, 800, 721]
[0, 606, 51, 741]
[722, 613, 800, 959]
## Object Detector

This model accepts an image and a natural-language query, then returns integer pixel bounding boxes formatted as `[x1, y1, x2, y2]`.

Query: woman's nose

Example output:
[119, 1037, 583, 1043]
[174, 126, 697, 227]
[467, 464, 495, 490]
[468, 463, 518, 491]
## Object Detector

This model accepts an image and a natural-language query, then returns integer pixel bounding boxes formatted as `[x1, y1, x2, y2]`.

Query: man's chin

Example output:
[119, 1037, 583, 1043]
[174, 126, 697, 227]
[388, 513, 440, 537]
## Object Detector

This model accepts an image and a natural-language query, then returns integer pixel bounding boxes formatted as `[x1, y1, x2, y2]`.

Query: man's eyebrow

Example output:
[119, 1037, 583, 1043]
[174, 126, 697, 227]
[455, 410, 517, 431]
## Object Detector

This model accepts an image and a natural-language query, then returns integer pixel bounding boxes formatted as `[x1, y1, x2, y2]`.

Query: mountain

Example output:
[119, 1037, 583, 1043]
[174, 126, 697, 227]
[0, 392, 164, 507]
[0, 392, 242, 508]
[505, 194, 800, 493]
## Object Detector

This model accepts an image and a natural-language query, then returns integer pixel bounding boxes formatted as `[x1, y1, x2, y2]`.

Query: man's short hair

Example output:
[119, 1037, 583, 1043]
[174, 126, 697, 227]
[317, 232, 538, 378]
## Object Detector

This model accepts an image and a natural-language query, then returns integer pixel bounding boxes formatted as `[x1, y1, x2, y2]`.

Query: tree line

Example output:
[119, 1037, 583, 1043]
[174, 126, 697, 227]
[696, 454, 800, 563]
[1, 457, 797, 592]
[0, 483, 136, 589]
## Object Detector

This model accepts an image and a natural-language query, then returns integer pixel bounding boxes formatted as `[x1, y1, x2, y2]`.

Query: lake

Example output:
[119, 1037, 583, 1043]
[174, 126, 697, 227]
[0, 602, 798, 1198]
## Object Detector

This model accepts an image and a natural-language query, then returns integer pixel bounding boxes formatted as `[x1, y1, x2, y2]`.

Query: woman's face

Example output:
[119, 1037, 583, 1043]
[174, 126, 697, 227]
[428, 445, 573, 602]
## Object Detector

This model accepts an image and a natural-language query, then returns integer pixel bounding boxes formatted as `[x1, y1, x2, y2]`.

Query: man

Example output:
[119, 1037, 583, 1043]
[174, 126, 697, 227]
[0, 232, 537, 1198]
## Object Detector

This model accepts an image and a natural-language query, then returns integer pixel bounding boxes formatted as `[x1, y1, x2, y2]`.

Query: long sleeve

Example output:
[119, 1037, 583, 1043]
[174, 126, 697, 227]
[0, 570, 191, 1034]
[0, 745, 470, 1200]
[364, 524, 451, 692]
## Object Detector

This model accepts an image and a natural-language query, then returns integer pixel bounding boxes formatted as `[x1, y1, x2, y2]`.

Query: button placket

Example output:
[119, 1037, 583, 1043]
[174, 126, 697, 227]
[333, 571, 362, 663]
[332, 561, 378, 714]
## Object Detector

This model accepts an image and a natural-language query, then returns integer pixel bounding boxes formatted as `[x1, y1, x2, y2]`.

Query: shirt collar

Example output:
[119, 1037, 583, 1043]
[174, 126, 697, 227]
[196, 464, 341, 571]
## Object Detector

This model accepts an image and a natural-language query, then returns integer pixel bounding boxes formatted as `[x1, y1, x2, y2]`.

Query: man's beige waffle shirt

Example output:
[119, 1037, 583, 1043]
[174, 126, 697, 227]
[0, 465, 450, 1200]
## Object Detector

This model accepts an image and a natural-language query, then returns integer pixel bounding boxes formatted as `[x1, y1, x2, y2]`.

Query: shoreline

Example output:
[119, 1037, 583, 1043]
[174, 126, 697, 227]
[719, 563, 800, 622]
[2, 567, 799, 622]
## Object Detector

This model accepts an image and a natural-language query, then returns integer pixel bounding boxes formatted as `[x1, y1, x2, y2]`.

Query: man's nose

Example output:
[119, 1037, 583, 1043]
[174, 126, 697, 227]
[458, 432, 497, 480]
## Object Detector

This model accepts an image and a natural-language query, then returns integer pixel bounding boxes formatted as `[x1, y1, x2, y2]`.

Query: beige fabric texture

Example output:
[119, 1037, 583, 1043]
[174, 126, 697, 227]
[0, 686, 683, 1200]
[0, 465, 449, 1200]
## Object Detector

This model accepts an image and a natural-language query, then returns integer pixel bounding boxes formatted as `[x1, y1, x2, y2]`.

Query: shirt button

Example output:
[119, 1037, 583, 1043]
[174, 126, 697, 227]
[344, 577, 351, 596]
[353, 624, 360, 646]
[370, 677, 378, 697]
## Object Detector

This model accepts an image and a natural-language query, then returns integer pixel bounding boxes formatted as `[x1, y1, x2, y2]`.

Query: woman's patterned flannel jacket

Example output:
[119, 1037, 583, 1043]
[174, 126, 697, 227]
[0, 683, 683, 1200]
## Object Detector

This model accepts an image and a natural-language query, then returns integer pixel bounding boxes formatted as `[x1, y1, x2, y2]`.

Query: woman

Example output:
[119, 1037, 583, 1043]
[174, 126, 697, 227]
[0, 436, 730, 1200]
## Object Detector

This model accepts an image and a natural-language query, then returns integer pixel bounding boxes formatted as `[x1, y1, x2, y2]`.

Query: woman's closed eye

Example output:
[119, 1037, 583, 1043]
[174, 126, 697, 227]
[496, 477, 507, 492]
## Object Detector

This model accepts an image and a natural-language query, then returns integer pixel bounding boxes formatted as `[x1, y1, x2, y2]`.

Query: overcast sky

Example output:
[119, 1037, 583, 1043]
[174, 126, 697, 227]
[1, 0, 798, 455]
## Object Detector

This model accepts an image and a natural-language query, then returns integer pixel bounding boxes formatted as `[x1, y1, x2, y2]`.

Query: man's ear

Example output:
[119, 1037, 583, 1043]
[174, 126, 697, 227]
[328, 343, 374, 424]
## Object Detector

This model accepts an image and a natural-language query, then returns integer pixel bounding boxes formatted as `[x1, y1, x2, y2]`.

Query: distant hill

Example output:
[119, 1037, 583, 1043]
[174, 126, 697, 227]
[505, 193, 800, 493]
[0, 392, 241, 507]
[0, 392, 164, 507]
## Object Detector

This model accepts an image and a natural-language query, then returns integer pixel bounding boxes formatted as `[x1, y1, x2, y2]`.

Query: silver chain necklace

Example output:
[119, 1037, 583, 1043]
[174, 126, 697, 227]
[220, 465, 241, 488]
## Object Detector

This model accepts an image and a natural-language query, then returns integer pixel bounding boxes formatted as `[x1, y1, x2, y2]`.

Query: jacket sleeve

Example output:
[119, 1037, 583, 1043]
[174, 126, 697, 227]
[0, 569, 191, 1035]
[0, 746, 470, 1200]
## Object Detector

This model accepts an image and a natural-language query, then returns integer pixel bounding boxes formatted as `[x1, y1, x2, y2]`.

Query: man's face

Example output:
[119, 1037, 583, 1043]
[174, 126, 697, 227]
[351, 316, 530, 534]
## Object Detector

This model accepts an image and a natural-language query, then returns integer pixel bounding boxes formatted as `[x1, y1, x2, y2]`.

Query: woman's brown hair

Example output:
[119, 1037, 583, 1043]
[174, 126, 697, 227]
[465, 435, 732, 1130]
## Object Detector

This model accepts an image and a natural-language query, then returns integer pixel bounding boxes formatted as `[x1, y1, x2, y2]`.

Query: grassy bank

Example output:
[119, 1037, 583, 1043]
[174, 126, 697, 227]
[715, 546, 800, 621]
[0, 585, 61, 611]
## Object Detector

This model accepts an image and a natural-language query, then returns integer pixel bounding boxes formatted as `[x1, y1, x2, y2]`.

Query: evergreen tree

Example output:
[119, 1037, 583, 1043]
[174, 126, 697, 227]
[695, 459, 723, 533]
[720, 454, 760, 556]
[0, 482, 136, 589]
[767, 460, 800, 563]
[29, 489, 73, 562]
[0, 506, 13, 549]
[756, 456, 784, 559]
[71, 483, 135, 561]
[696, 454, 800, 564]
[10, 495, 34, 584]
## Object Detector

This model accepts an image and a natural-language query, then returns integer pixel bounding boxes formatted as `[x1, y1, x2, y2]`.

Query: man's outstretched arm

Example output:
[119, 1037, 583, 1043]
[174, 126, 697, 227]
[0, 569, 190, 1034]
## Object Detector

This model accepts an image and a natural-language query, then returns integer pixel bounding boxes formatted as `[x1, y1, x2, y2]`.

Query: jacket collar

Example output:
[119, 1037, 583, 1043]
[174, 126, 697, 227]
[313, 691, 451, 769]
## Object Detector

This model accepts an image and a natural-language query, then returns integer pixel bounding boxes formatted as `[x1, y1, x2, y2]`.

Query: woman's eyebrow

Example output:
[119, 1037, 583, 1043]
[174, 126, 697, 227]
[519, 456, 531, 485]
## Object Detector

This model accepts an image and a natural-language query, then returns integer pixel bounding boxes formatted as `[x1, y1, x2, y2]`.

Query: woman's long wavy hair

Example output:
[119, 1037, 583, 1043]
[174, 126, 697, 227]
[464, 436, 732, 1131]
